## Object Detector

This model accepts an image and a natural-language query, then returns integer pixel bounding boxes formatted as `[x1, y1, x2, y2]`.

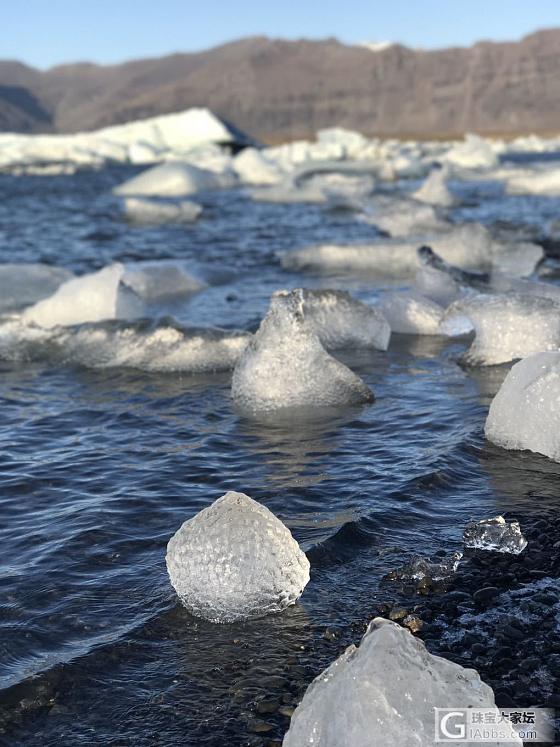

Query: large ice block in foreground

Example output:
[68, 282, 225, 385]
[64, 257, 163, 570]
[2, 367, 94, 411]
[123, 197, 202, 224]
[442, 294, 560, 365]
[21, 264, 128, 329]
[296, 289, 390, 350]
[283, 617, 520, 747]
[378, 290, 444, 335]
[485, 351, 560, 462]
[464, 516, 527, 555]
[232, 290, 374, 413]
[412, 167, 456, 207]
[113, 162, 235, 197]
[0, 264, 73, 313]
[166, 491, 310, 623]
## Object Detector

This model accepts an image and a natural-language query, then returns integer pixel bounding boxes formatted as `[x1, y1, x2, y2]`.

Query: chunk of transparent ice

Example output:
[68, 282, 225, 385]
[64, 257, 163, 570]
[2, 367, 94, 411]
[463, 516, 527, 555]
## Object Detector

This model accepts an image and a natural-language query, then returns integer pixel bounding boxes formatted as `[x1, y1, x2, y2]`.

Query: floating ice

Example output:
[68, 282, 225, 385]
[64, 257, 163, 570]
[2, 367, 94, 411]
[283, 617, 519, 747]
[295, 289, 390, 350]
[21, 264, 132, 329]
[166, 491, 310, 623]
[505, 167, 560, 197]
[443, 133, 499, 170]
[231, 290, 374, 413]
[123, 197, 202, 224]
[0, 264, 73, 313]
[113, 162, 235, 197]
[251, 165, 375, 205]
[378, 290, 445, 335]
[485, 351, 560, 462]
[442, 294, 560, 365]
[386, 552, 463, 585]
[0, 318, 251, 373]
[412, 167, 456, 207]
[233, 147, 284, 185]
[464, 516, 527, 555]
[415, 265, 462, 306]
[122, 263, 205, 301]
[364, 196, 448, 237]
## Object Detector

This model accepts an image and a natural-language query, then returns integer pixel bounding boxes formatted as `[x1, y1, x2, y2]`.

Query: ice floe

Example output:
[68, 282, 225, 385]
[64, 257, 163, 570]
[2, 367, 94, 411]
[166, 491, 310, 623]
[464, 516, 527, 555]
[485, 351, 560, 461]
[284, 617, 520, 747]
[122, 262, 205, 301]
[362, 196, 448, 236]
[412, 166, 456, 207]
[122, 197, 202, 224]
[505, 167, 560, 196]
[378, 290, 445, 335]
[231, 290, 374, 413]
[113, 161, 235, 197]
[0, 264, 73, 313]
[442, 294, 560, 365]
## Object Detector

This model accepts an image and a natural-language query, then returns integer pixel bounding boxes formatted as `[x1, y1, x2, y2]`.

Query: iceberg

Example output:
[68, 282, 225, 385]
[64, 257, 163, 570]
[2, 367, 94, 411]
[412, 166, 456, 207]
[485, 351, 560, 462]
[294, 289, 390, 350]
[443, 133, 499, 170]
[442, 294, 560, 365]
[233, 147, 285, 185]
[463, 516, 527, 555]
[231, 290, 374, 413]
[122, 262, 205, 301]
[505, 167, 560, 197]
[166, 491, 310, 623]
[113, 161, 235, 197]
[21, 264, 130, 329]
[122, 197, 202, 224]
[0, 264, 73, 313]
[283, 617, 520, 747]
[378, 290, 445, 335]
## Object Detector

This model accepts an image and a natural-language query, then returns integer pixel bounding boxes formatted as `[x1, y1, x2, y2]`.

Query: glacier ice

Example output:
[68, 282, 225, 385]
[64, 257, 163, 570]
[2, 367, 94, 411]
[233, 147, 284, 185]
[505, 167, 560, 196]
[0, 264, 73, 313]
[122, 262, 205, 301]
[113, 162, 235, 197]
[123, 197, 202, 224]
[283, 617, 520, 747]
[415, 264, 462, 306]
[378, 290, 444, 335]
[485, 351, 560, 462]
[363, 196, 448, 237]
[166, 491, 310, 623]
[443, 133, 499, 170]
[21, 264, 131, 329]
[294, 289, 390, 350]
[412, 166, 456, 207]
[442, 294, 560, 365]
[463, 516, 527, 555]
[251, 164, 375, 205]
[231, 290, 374, 413]
[386, 552, 463, 585]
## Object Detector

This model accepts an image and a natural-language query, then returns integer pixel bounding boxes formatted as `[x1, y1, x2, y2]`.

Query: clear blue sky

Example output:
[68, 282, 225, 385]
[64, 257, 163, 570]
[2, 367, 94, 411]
[5, 0, 560, 69]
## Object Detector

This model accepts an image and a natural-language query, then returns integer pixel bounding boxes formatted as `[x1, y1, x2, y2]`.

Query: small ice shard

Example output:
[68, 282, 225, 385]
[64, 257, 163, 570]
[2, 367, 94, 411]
[283, 617, 520, 747]
[166, 491, 310, 623]
[231, 290, 374, 413]
[123, 197, 202, 224]
[412, 167, 456, 207]
[378, 290, 444, 335]
[485, 351, 560, 462]
[386, 551, 463, 585]
[442, 294, 560, 365]
[294, 289, 390, 351]
[21, 264, 129, 329]
[113, 161, 235, 197]
[122, 262, 205, 301]
[0, 264, 73, 313]
[464, 516, 527, 555]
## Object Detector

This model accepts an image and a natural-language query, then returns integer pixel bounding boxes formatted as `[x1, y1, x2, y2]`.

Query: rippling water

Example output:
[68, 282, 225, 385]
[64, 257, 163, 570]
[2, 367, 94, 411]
[1, 164, 560, 746]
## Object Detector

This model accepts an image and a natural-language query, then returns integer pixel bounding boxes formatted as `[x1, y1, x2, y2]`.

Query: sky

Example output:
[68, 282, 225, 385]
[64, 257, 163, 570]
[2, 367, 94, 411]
[4, 0, 560, 69]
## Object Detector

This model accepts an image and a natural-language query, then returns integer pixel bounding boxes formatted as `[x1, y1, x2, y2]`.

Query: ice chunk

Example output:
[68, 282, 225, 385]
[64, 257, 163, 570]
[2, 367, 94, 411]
[283, 617, 520, 747]
[412, 167, 456, 207]
[385, 552, 463, 585]
[485, 351, 560, 461]
[113, 162, 235, 197]
[442, 294, 560, 365]
[464, 516, 527, 555]
[123, 197, 202, 224]
[415, 265, 462, 306]
[233, 147, 284, 185]
[166, 491, 310, 623]
[505, 168, 560, 196]
[443, 133, 499, 170]
[21, 264, 128, 329]
[231, 290, 374, 413]
[122, 263, 205, 301]
[378, 290, 444, 335]
[0, 264, 73, 313]
[295, 289, 390, 350]
[364, 196, 448, 237]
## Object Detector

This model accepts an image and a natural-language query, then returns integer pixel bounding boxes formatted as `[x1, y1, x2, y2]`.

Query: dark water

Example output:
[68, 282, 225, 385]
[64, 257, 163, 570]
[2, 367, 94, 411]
[0, 166, 559, 746]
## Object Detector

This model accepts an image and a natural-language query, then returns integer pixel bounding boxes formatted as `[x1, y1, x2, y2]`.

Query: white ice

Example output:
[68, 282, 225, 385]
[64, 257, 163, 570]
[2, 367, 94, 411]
[414, 265, 462, 306]
[231, 290, 374, 413]
[113, 162, 235, 197]
[463, 516, 527, 555]
[443, 133, 499, 170]
[412, 166, 456, 207]
[123, 197, 202, 224]
[442, 294, 560, 365]
[505, 167, 560, 196]
[0, 264, 73, 313]
[283, 617, 520, 747]
[363, 196, 448, 236]
[485, 351, 560, 462]
[233, 147, 285, 185]
[166, 491, 310, 623]
[122, 262, 206, 301]
[379, 290, 445, 335]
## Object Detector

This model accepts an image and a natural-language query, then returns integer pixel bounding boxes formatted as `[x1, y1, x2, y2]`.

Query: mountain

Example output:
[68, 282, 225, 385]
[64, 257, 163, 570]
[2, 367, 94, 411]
[2, 29, 560, 141]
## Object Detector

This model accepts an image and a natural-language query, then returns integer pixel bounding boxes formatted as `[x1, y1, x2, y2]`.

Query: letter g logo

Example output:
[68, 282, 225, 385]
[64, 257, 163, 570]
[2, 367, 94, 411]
[441, 711, 466, 739]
